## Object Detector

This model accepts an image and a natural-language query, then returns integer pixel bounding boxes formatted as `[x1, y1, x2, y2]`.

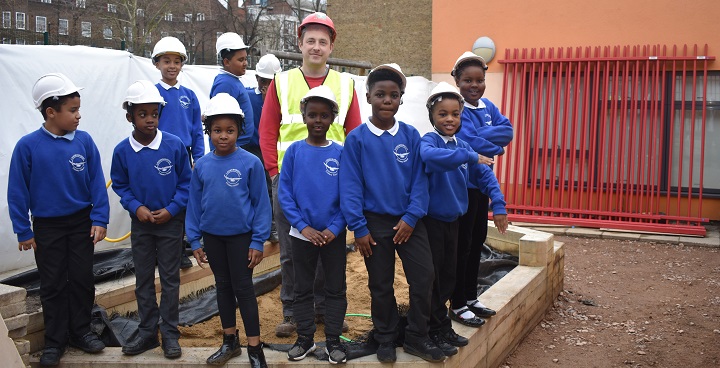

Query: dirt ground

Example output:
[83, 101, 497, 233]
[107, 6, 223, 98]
[503, 235, 720, 368]
[180, 235, 720, 368]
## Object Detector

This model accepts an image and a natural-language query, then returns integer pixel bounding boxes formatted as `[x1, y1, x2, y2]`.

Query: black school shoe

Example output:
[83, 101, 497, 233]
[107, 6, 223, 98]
[122, 335, 160, 355]
[69, 332, 105, 353]
[287, 334, 316, 361]
[403, 338, 446, 362]
[180, 255, 194, 269]
[467, 301, 496, 317]
[376, 341, 397, 363]
[449, 307, 486, 327]
[162, 338, 182, 359]
[39, 347, 65, 367]
[430, 332, 458, 356]
[442, 328, 469, 347]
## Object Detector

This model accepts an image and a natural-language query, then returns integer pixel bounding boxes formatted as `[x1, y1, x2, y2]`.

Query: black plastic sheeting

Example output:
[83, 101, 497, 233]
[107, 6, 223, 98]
[0, 243, 516, 359]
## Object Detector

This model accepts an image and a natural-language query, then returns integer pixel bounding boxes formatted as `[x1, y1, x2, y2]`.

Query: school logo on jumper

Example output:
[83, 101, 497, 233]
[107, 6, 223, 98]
[154, 158, 173, 176]
[461, 163, 468, 170]
[393, 144, 410, 163]
[324, 158, 340, 176]
[179, 95, 191, 109]
[484, 114, 492, 125]
[224, 169, 242, 187]
[68, 154, 86, 172]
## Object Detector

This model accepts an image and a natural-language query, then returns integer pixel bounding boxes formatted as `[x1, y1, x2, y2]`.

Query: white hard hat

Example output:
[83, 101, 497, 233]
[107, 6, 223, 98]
[32, 73, 84, 110]
[122, 80, 166, 110]
[255, 54, 282, 79]
[367, 63, 406, 91]
[216, 32, 248, 56]
[451, 51, 487, 77]
[426, 82, 464, 111]
[300, 85, 338, 114]
[152, 36, 187, 63]
[203, 93, 244, 121]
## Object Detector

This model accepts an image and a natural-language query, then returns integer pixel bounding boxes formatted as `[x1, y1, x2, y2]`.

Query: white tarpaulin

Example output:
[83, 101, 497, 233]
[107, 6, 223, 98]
[0, 45, 436, 274]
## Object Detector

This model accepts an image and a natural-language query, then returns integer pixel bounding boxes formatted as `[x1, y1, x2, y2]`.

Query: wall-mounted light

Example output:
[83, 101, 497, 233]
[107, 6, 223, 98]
[472, 36, 496, 64]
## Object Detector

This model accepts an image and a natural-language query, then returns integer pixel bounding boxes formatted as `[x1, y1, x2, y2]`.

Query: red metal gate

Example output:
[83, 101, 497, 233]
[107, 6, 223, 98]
[496, 44, 714, 236]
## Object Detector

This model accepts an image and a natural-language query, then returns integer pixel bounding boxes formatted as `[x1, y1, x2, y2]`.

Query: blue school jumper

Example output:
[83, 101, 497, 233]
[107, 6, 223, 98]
[246, 86, 263, 148]
[210, 71, 255, 148]
[185, 148, 271, 252]
[156, 82, 204, 162]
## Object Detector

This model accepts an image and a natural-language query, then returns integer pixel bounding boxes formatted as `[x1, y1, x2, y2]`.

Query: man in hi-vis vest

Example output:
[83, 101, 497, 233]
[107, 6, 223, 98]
[259, 12, 362, 337]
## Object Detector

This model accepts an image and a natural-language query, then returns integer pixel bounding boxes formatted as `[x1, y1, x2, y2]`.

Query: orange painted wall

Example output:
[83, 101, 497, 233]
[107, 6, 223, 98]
[432, 0, 720, 74]
[432, 0, 720, 221]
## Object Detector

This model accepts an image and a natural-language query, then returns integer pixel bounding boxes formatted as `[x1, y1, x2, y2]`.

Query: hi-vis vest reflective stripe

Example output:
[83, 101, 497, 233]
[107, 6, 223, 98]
[275, 68, 353, 172]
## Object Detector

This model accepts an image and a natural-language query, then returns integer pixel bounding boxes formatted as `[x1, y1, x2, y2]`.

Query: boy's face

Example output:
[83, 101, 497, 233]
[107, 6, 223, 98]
[209, 116, 239, 156]
[455, 64, 486, 105]
[366, 80, 402, 122]
[223, 49, 248, 76]
[256, 75, 272, 97]
[127, 103, 160, 138]
[303, 99, 334, 140]
[431, 98, 462, 136]
[156, 54, 183, 84]
[46, 96, 81, 133]
[298, 25, 333, 68]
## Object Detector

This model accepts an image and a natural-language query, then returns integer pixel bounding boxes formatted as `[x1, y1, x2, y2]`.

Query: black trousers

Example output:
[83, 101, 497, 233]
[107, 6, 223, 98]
[364, 212, 434, 344]
[291, 230, 347, 339]
[202, 232, 260, 336]
[423, 216, 459, 333]
[451, 189, 489, 309]
[33, 206, 95, 348]
[130, 215, 183, 340]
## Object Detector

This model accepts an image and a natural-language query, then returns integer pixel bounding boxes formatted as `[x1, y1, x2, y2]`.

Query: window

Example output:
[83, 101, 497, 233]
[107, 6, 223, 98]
[15, 12, 25, 30]
[164, 13, 172, 21]
[41, 0, 52, 3]
[107, 4, 117, 13]
[137, 8, 144, 17]
[184, 13, 192, 22]
[123, 26, 132, 39]
[16, 38, 25, 45]
[2, 12, 10, 28]
[196, 13, 205, 21]
[81, 21, 91, 37]
[144, 30, 151, 44]
[160, 31, 168, 38]
[59, 19, 68, 35]
[76, 0, 86, 8]
[103, 25, 112, 39]
[35, 16, 47, 33]
[2, 38, 10, 44]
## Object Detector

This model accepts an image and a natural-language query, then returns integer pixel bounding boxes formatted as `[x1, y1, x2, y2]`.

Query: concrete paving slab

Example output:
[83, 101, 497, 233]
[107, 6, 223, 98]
[639, 234, 680, 244]
[0, 284, 26, 307]
[565, 227, 603, 238]
[529, 227, 568, 235]
[678, 236, 720, 247]
[0, 301, 25, 319]
[601, 231, 642, 241]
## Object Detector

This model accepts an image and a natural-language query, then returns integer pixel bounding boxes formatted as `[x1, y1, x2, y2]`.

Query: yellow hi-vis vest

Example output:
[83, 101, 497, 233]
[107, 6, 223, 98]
[275, 68, 354, 172]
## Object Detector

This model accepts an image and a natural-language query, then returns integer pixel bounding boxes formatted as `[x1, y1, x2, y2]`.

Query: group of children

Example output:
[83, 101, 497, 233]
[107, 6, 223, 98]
[7, 12, 513, 368]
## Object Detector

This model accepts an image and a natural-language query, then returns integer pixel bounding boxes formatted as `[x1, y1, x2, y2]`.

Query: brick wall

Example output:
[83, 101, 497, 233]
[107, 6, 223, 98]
[327, 0, 431, 78]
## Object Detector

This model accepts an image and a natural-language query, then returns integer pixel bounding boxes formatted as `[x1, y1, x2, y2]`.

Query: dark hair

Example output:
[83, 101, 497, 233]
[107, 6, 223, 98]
[299, 23, 334, 42]
[452, 59, 488, 80]
[203, 114, 246, 137]
[40, 92, 80, 120]
[367, 69, 404, 92]
[220, 48, 245, 63]
[427, 92, 463, 125]
[126, 103, 164, 122]
[301, 97, 339, 116]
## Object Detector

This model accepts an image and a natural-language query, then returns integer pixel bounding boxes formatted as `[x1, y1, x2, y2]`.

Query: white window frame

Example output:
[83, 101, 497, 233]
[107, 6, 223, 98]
[59, 19, 68, 35]
[164, 13, 172, 22]
[196, 13, 205, 21]
[81, 21, 91, 37]
[103, 25, 112, 39]
[16, 38, 25, 45]
[184, 13, 192, 22]
[41, 0, 52, 3]
[137, 8, 144, 17]
[107, 4, 117, 13]
[35, 16, 47, 33]
[2, 11, 10, 29]
[123, 26, 132, 40]
[15, 12, 25, 30]
[2, 37, 10, 44]
[76, 0, 86, 9]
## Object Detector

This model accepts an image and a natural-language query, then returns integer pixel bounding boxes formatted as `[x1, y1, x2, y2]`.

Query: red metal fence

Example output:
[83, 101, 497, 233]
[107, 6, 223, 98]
[496, 44, 715, 236]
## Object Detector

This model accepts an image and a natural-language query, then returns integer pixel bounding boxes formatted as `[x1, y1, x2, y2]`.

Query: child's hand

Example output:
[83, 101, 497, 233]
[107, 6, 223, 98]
[18, 238, 36, 251]
[478, 155, 495, 165]
[321, 229, 336, 244]
[151, 208, 172, 224]
[248, 248, 263, 268]
[355, 234, 376, 257]
[392, 220, 414, 244]
[193, 248, 208, 269]
[493, 214, 508, 234]
[136, 206, 155, 223]
[301, 226, 327, 247]
[91, 226, 106, 245]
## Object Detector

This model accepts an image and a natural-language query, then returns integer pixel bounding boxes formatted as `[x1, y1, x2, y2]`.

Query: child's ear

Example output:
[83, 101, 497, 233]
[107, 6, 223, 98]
[365, 91, 371, 104]
[126, 113, 133, 123]
[222, 57, 230, 68]
[45, 106, 56, 118]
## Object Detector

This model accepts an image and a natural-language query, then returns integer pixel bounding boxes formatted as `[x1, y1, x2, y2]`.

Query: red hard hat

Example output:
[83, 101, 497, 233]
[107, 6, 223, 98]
[298, 12, 336, 42]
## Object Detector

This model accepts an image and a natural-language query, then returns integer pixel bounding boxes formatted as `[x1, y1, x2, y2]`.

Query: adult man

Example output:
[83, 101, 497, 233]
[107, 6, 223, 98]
[259, 12, 362, 337]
